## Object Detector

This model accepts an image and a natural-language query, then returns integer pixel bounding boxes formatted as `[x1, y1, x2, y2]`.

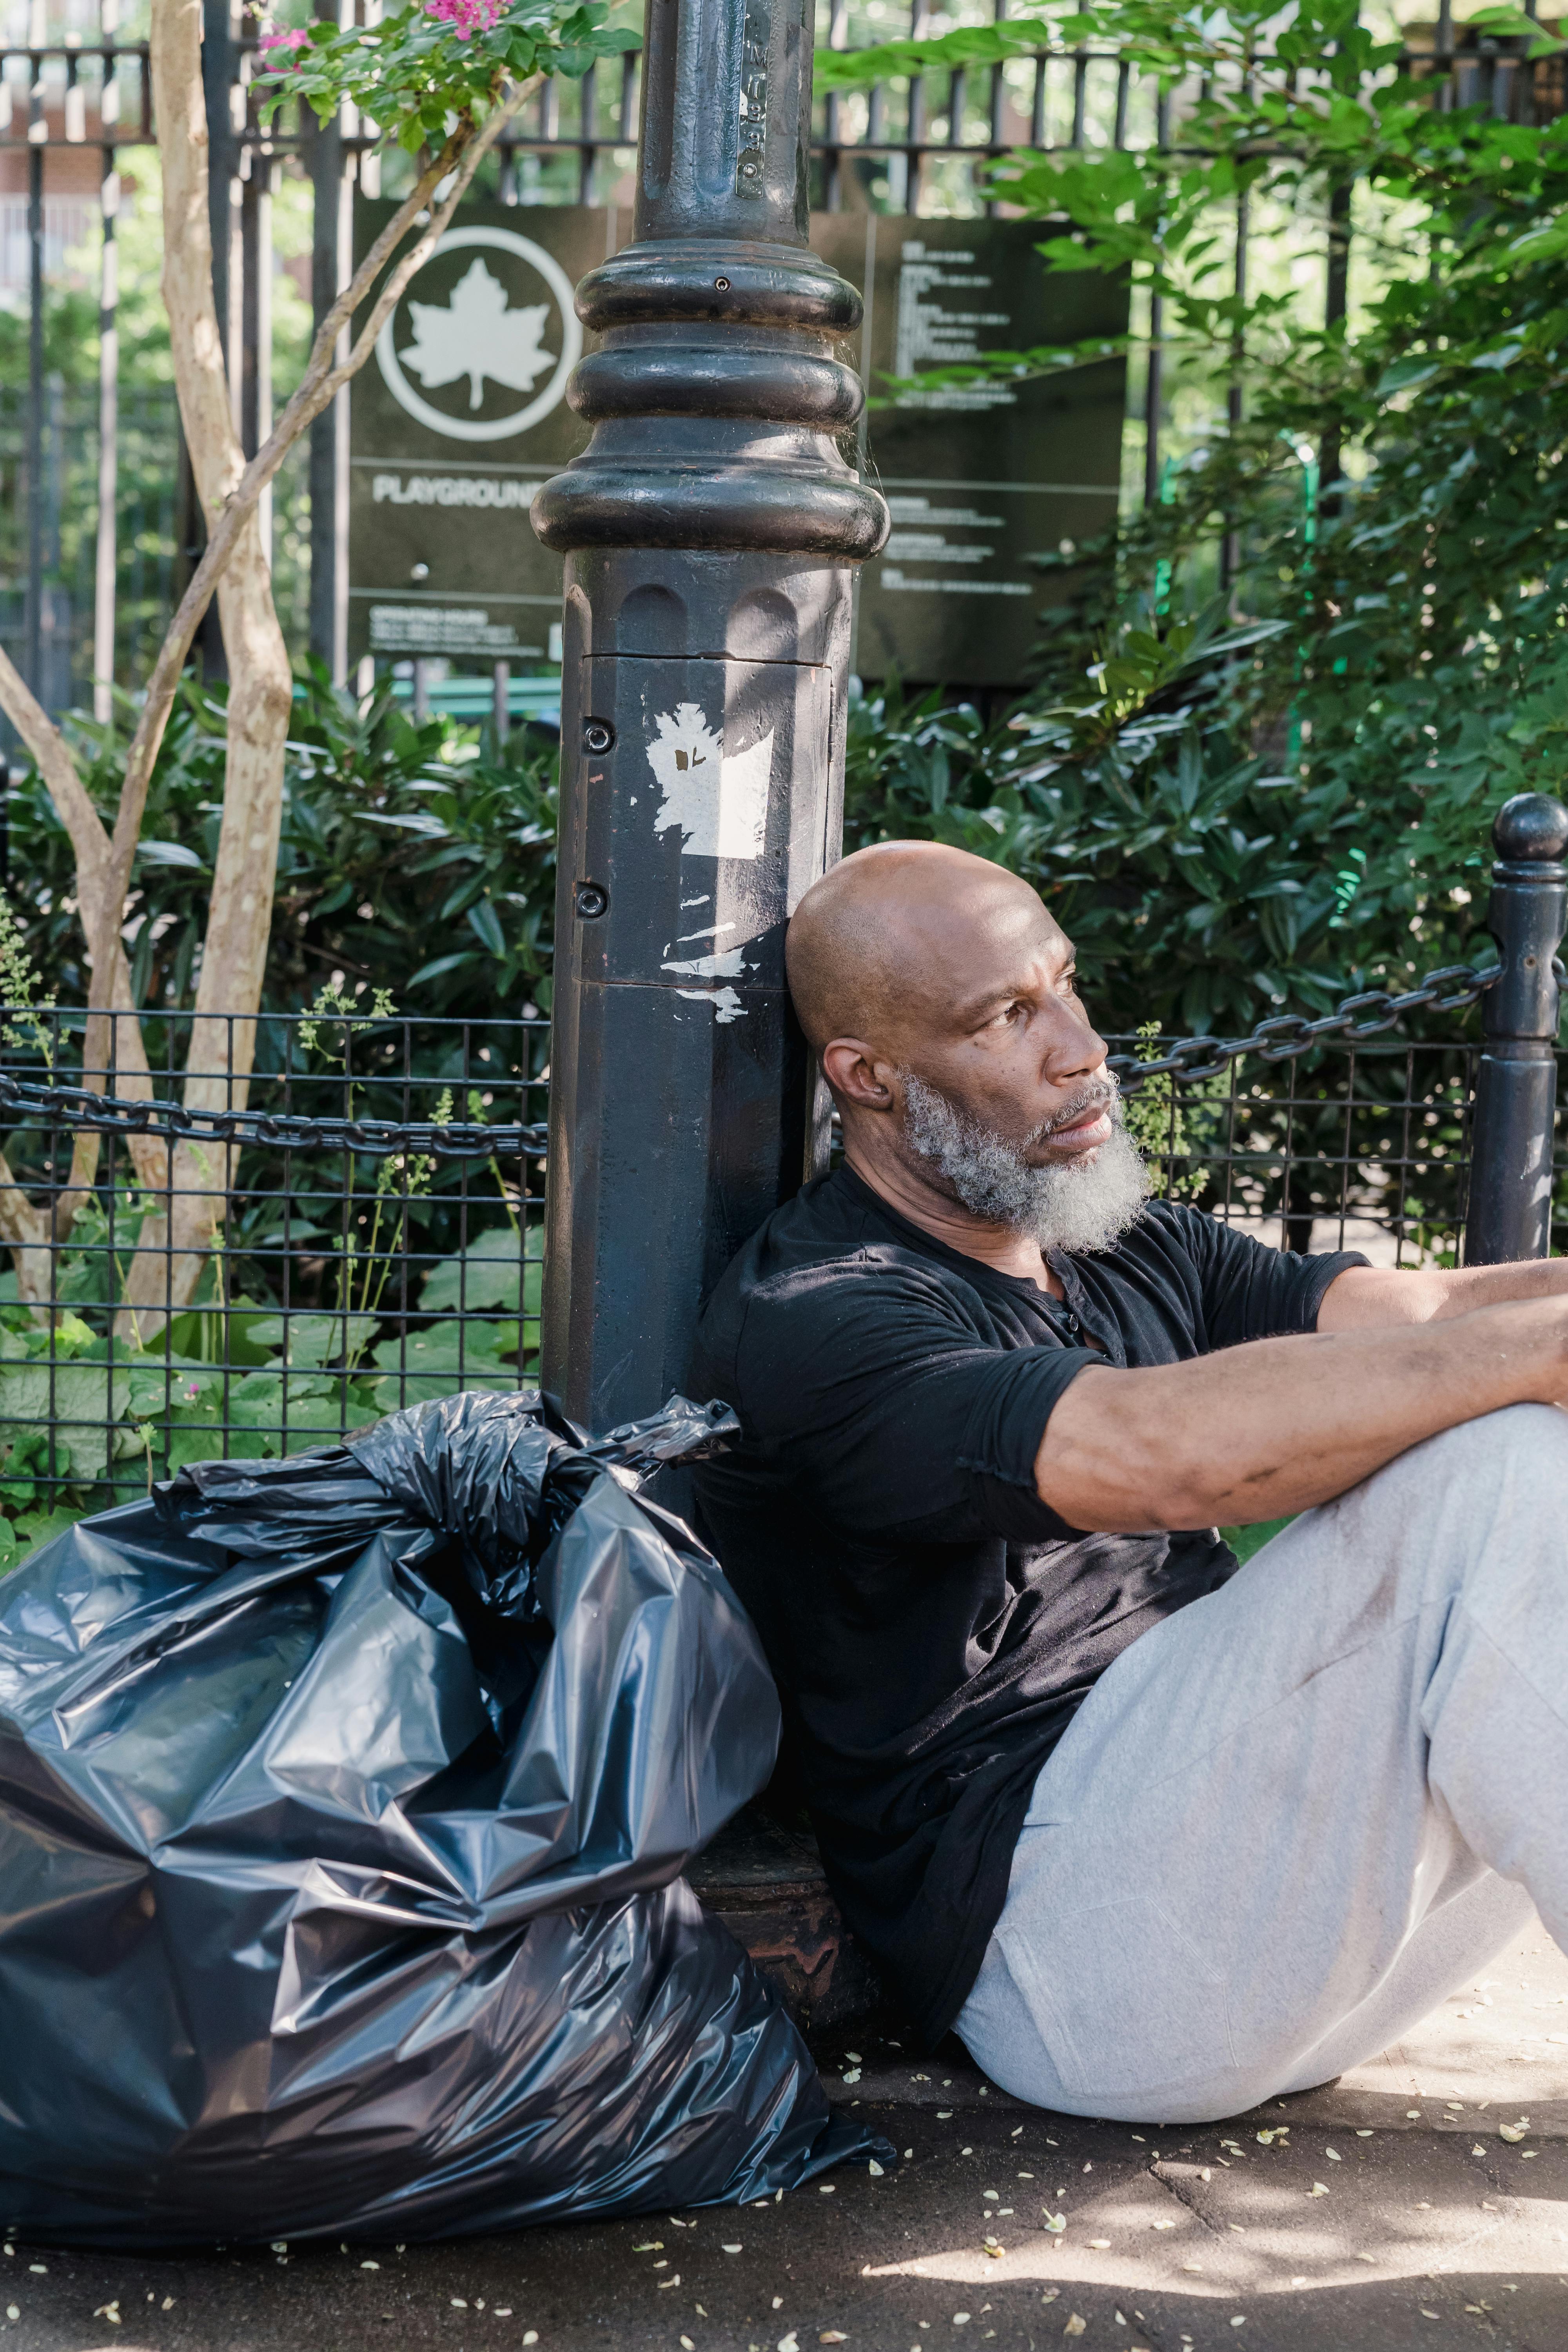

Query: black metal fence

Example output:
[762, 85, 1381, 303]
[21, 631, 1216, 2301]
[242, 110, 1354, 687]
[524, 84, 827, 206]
[0, 795, 1563, 1551]
[0, 1000, 1509, 1546]
[4, 1, 1567, 719]
[1118, 1033, 1483, 1269]
[0, 1008, 546, 1551]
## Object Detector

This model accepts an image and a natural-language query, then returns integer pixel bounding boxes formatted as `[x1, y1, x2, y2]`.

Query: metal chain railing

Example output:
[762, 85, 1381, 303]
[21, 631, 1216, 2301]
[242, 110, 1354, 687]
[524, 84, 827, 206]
[0, 1070, 549, 1159]
[0, 957, 1507, 1145]
[1108, 960, 1500, 1093]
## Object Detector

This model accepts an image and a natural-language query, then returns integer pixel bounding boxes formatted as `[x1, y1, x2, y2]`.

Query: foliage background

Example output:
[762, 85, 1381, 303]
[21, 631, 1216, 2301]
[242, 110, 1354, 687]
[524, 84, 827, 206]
[0, 1, 1561, 1559]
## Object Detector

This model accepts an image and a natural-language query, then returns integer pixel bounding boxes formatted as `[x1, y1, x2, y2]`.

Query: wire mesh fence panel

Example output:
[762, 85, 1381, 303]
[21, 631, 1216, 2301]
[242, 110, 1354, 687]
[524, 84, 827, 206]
[0, 1007, 546, 1545]
[1113, 1034, 1485, 1269]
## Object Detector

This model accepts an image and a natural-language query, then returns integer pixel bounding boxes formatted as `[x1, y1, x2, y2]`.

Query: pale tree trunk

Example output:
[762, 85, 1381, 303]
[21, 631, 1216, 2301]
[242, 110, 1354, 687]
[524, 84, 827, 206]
[0, 41, 536, 1330]
[116, 0, 294, 1341]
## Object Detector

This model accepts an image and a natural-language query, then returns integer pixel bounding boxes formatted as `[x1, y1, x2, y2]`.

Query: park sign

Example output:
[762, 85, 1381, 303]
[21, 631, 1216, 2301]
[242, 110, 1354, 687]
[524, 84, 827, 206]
[815, 214, 1127, 690]
[348, 202, 1126, 686]
[347, 200, 613, 668]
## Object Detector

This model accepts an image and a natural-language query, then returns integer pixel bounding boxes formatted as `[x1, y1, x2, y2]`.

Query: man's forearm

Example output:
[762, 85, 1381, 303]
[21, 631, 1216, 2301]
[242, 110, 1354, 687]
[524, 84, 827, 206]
[1320, 1256, 1568, 1330]
[1035, 1297, 1568, 1534]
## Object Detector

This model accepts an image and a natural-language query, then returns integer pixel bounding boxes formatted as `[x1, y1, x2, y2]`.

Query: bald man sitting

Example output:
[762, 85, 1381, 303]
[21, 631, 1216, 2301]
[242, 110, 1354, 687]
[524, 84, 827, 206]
[689, 839, 1568, 2120]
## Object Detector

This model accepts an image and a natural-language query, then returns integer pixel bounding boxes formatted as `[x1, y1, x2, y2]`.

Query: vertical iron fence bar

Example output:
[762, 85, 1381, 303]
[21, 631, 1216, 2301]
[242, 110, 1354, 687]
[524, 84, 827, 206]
[1070, 47, 1087, 146]
[94, 12, 119, 724]
[203, 0, 236, 383]
[25, 139, 43, 699]
[1465, 794, 1568, 1264]
[984, 0, 1007, 219]
[822, 0, 846, 211]
[1320, 167, 1351, 512]
[577, 59, 596, 203]
[1113, 55, 1130, 147]
[1029, 51, 1045, 146]
[1335, 1044, 1355, 1247]
[1143, 83, 1169, 508]
[1220, 169, 1248, 594]
[309, 13, 350, 680]
[1394, 1042, 1415, 1267]
[906, 0, 927, 212]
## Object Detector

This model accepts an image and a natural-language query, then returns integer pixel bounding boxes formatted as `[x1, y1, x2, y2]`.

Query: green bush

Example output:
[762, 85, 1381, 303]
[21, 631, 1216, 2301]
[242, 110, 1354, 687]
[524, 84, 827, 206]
[9, 661, 559, 1022]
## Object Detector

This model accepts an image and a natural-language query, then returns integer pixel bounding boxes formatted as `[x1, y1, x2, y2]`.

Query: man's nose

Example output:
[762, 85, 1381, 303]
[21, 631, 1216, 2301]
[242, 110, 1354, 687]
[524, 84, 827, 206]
[1045, 1002, 1109, 1091]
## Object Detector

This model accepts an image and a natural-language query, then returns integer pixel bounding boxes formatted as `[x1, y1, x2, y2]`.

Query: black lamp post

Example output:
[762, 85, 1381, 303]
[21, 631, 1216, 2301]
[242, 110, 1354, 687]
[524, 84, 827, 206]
[1463, 793, 1568, 1265]
[533, 0, 888, 1430]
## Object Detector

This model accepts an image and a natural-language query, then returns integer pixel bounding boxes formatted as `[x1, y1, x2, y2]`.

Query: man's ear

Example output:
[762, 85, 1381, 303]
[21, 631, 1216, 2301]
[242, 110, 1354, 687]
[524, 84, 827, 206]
[822, 1039, 896, 1111]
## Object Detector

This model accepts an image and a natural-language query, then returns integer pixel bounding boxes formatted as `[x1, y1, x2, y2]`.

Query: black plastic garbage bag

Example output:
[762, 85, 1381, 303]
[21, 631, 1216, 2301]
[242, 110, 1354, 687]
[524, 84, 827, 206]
[0, 1390, 881, 2246]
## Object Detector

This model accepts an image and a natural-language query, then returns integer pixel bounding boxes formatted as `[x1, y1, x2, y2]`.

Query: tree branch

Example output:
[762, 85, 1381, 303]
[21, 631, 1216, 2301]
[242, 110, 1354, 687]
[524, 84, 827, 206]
[111, 71, 541, 903]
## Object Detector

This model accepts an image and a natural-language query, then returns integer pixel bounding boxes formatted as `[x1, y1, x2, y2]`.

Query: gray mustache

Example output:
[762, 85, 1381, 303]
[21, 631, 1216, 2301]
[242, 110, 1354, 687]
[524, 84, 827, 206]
[1035, 1076, 1119, 1142]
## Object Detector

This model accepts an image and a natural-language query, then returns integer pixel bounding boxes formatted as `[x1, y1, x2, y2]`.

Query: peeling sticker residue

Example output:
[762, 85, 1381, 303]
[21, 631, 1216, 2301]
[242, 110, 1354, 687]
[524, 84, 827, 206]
[677, 922, 737, 945]
[675, 985, 746, 1023]
[663, 946, 748, 981]
[648, 703, 773, 860]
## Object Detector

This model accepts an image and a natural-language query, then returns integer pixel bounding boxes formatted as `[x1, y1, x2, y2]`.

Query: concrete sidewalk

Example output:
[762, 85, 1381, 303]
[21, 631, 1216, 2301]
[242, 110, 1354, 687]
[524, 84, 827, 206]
[6, 1920, 1568, 2352]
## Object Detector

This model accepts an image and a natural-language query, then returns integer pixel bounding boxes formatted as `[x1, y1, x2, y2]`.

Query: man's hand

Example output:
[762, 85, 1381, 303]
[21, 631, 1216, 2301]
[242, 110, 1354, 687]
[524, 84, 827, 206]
[1035, 1292, 1568, 1534]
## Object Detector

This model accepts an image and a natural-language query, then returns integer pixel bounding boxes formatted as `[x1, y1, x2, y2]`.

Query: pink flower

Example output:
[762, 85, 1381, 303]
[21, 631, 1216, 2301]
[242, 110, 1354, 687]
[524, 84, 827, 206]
[423, 0, 502, 38]
[256, 22, 310, 65]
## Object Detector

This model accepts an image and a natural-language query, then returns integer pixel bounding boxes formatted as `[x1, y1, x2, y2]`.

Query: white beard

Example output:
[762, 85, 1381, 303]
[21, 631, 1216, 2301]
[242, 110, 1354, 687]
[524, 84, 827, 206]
[900, 1071, 1152, 1255]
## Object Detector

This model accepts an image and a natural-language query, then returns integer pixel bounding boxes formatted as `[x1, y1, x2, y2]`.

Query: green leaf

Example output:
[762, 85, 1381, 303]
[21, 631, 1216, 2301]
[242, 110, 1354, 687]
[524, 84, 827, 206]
[14, 1504, 89, 1554]
[243, 1311, 378, 1367]
[370, 1320, 517, 1377]
[419, 1230, 537, 1313]
[466, 897, 508, 957]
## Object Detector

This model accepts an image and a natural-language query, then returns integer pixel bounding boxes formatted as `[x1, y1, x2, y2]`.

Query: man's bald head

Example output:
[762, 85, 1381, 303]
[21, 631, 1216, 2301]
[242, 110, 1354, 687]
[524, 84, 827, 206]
[786, 840, 1054, 1060]
[788, 842, 1135, 1250]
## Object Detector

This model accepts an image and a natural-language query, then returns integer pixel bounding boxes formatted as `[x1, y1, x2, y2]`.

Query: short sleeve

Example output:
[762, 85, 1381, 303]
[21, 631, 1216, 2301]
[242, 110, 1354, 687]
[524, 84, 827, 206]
[1158, 1204, 1368, 1348]
[730, 1255, 1101, 1547]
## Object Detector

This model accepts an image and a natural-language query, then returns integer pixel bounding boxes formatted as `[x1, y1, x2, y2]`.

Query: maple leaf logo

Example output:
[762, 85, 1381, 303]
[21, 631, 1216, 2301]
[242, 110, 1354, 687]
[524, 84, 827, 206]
[398, 257, 555, 412]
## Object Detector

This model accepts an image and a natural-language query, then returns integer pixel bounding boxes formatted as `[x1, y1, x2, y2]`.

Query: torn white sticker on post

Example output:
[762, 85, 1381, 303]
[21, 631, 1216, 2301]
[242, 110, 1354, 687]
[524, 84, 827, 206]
[647, 702, 773, 859]
[675, 985, 746, 1023]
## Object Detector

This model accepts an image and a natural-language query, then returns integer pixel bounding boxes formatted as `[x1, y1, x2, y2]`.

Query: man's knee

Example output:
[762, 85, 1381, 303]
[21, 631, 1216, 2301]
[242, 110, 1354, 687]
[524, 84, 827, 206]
[1363, 1402, 1568, 1509]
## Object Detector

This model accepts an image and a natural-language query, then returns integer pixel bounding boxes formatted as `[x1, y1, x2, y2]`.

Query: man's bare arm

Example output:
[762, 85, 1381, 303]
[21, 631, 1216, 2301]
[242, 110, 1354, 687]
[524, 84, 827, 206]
[1035, 1297, 1568, 1534]
[1318, 1256, 1568, 1330]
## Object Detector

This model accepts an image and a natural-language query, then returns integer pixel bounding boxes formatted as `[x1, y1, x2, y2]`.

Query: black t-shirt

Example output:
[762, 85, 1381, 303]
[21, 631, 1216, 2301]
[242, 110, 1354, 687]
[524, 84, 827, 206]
[690, 1165, 1366, 2046]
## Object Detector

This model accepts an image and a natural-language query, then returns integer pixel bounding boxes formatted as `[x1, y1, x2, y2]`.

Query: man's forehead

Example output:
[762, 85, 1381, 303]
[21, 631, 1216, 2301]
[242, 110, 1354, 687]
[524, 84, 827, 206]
[898, 890, 1071, 1024]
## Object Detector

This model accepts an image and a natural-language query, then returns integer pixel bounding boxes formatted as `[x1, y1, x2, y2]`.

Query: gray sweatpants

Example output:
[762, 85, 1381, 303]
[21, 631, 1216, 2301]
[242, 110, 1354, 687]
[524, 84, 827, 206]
[955, 1403, 1568, 2123]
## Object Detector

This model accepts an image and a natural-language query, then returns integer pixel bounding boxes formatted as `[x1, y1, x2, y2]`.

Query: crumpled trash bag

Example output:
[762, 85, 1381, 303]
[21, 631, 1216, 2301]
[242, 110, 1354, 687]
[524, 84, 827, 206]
[0, 1389, 882, 2246]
